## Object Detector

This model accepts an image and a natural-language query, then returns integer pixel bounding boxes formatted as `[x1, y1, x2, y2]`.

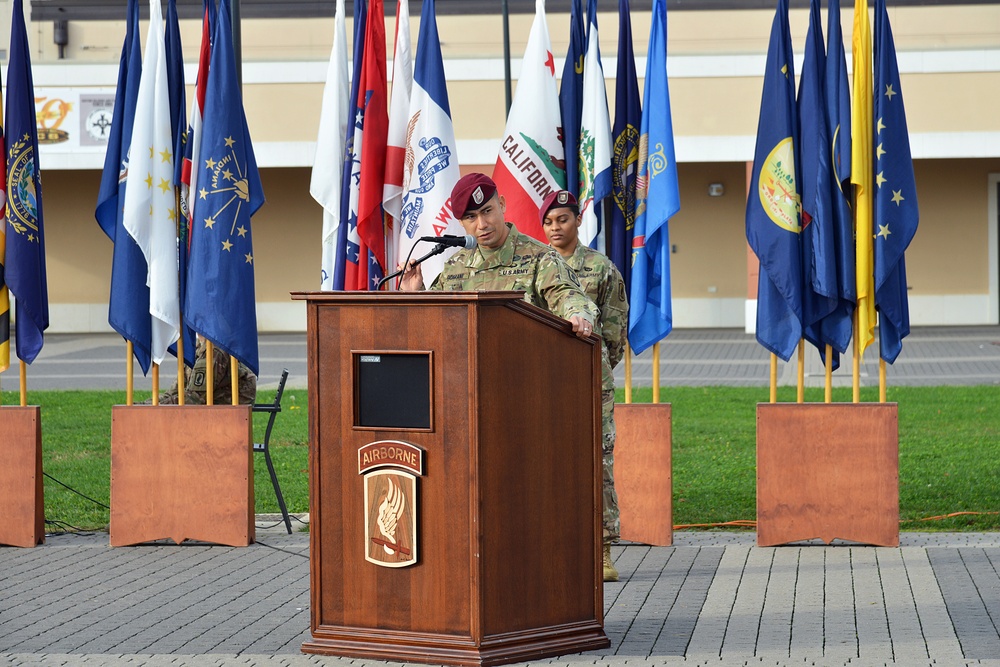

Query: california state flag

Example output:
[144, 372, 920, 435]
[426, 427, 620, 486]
[492, 0, 565, 242]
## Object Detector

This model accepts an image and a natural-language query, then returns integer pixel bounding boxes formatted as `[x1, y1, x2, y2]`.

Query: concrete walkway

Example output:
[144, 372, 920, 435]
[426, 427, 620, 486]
[2, 524, 1000, 667]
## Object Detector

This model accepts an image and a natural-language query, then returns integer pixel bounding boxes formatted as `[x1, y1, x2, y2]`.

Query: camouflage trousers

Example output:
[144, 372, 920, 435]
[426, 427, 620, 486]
[602, 387, 620, 544]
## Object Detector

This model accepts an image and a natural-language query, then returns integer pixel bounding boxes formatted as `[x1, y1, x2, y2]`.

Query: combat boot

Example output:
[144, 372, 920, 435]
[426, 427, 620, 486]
[603, 544, 619, 582]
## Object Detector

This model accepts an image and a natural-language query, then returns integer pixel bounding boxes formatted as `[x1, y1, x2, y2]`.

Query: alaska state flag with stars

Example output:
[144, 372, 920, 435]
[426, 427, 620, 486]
[184, 0, 265, 375]
[873, 0, 918, 364]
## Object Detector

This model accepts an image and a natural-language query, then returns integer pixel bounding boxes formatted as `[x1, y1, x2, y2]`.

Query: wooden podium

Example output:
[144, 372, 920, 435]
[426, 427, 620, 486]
[0, 406, 44, 547]
[293, 291, 610, 666]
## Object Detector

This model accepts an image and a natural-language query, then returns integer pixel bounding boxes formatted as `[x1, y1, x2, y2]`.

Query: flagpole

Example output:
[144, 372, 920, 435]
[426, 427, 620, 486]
[652, 342, 660, 404]
[501, 0, 512, 115]
[879, 358, 886, 402]
[152, 363, 160, 405]
[796, 338, 804, 403]
[231, 0, 242, 90]
[126, 342, 134, 406]
[231, 356, 238, 406]
[206, 340, 214, 406]
[824, 343, 832, 403]
[177, 334, 185, 405]
[852, 310, 860, 403]
[624, 342, 632, 404]
[19, 360, 26, 407]
[770, 353, 777, 404]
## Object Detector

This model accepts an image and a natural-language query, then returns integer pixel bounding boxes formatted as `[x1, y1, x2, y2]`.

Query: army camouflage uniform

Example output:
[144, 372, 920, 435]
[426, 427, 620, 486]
[561, 243, 628, 543]
[157, 340, 257, 406]
[429, 223, 599, 326]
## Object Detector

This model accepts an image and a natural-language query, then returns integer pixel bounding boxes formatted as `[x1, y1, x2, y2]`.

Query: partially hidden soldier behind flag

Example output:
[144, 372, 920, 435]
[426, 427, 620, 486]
[146, 336, 256, 406]
[398, 173, 598, 337]
[541, 189, 628, 583]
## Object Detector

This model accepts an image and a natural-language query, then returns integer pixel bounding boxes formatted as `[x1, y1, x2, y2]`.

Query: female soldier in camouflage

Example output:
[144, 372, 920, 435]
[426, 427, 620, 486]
[541, 190, 629, 582]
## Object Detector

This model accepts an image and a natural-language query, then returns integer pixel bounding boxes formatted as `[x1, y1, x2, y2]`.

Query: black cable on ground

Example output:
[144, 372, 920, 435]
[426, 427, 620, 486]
[43, 472, 111, 510]
[256, 540, 309, 559]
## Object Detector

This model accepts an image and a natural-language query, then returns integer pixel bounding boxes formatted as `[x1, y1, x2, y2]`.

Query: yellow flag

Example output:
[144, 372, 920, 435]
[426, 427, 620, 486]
[851, 0, 875, 359]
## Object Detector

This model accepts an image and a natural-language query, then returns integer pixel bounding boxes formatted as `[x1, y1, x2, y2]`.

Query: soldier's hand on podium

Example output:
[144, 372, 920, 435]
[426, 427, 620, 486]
[570, 315, 594, 339]
[398, 260, 425, 291]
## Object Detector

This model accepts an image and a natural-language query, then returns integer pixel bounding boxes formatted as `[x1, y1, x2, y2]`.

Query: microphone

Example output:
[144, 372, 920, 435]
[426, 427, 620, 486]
[419, 234, 476, 249]
[376, 235, 475, 290]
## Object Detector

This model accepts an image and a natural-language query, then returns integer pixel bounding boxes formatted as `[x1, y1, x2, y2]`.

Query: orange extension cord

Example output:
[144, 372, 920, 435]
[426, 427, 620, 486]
[673, 511, 1000, 530]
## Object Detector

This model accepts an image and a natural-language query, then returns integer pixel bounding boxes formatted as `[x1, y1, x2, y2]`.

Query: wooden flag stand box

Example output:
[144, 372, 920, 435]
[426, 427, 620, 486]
[0, 406, 44, 547]
[756, 403, 899, 547]
[110, 405, 254, 547]
[614, 404, 672, 546]
[293, 291, 609, 667]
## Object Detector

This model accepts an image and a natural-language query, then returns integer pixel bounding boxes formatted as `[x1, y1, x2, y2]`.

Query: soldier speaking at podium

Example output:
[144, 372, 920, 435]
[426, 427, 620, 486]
[398, 173, 598, 338]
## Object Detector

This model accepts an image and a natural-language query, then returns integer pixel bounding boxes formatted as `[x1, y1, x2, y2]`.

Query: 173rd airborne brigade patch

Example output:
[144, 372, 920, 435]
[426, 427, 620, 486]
[359, 441, 423, 568]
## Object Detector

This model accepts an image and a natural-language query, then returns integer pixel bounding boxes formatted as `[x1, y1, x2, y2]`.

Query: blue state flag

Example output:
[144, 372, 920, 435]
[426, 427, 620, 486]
[609, 0, 641, 290]
[627, 0, 680, 355]
[745, 0, 802, 362]
[873, 0, 918, 363]
[184, 0, 265, 375]
[333, 0, 368, 291]
[165, 0, 195, 366]
[94, 0, 152, 374]
[820, 0, 856, 361]
[559, 0, 585, 202]
[5, 0, 48, 364]
[797, 0, 839, 368]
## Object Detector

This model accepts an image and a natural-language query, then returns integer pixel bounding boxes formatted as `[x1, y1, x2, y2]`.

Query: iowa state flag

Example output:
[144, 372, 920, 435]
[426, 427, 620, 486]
[394, 0, 462, 286]
[493, 0, 565, 242]
[873, 0, 918, 363]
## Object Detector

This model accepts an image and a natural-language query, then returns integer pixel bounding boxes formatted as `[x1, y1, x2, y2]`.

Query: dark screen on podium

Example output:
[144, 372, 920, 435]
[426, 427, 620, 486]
[355, 353, 431, 429]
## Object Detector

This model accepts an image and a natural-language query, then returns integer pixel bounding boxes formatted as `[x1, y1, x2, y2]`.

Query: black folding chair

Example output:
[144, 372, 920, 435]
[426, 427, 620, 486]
[253, 368, 292, 534]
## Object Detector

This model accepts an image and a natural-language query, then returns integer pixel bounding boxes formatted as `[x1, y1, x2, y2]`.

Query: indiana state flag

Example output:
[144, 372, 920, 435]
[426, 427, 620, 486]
[95, 0, 152, 374]
[628, 0, 679, 355]
[185, 0, 265, 375]
[609, 0, 641, 290]
[5, 0, 48, 364]
[578, 0, 612, 252]
[873, 0, 918, 364]
[797, 0, 838, 367]
[746, 0, 802, 362]
[122, 0, 180, 367]
[395, 0, 462, 286]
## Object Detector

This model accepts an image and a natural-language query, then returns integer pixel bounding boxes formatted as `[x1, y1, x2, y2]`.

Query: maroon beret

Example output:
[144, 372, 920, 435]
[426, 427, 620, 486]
[451, 173, 497, 218]
[539, 189, 579, 224]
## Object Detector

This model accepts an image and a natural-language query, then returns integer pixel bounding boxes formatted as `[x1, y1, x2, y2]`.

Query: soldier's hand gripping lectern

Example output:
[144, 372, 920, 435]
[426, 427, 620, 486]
[291, 291, 610, 666]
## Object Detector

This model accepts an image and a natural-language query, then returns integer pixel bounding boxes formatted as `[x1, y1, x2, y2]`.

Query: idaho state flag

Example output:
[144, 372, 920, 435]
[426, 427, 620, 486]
[746, 0, 802, 362]
[493, 0, 565, 242]
[873, 0, 918, 363]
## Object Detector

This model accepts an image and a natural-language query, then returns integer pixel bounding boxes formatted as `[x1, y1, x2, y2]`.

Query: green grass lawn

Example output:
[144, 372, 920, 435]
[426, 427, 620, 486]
[4, 385, 998, 532]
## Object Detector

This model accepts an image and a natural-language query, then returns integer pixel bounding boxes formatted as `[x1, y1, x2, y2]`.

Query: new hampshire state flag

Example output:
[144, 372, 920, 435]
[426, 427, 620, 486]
[5, 0, 48, 364]
[746, 0, 802, 362]
[184, 0, 264, 375]
[873, 0, 918, 363]
[493, 0, 565, 242]
[627, 0, 679, 354]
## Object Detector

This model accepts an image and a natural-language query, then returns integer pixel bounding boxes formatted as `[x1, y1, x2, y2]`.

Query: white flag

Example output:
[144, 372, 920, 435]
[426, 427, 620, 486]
[310, 0, 349, 290]
[122, 0, 179, 366]
[384, 0, 413, 220]
[492, 0, 564, 242]
[579, 0, 612, 251]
